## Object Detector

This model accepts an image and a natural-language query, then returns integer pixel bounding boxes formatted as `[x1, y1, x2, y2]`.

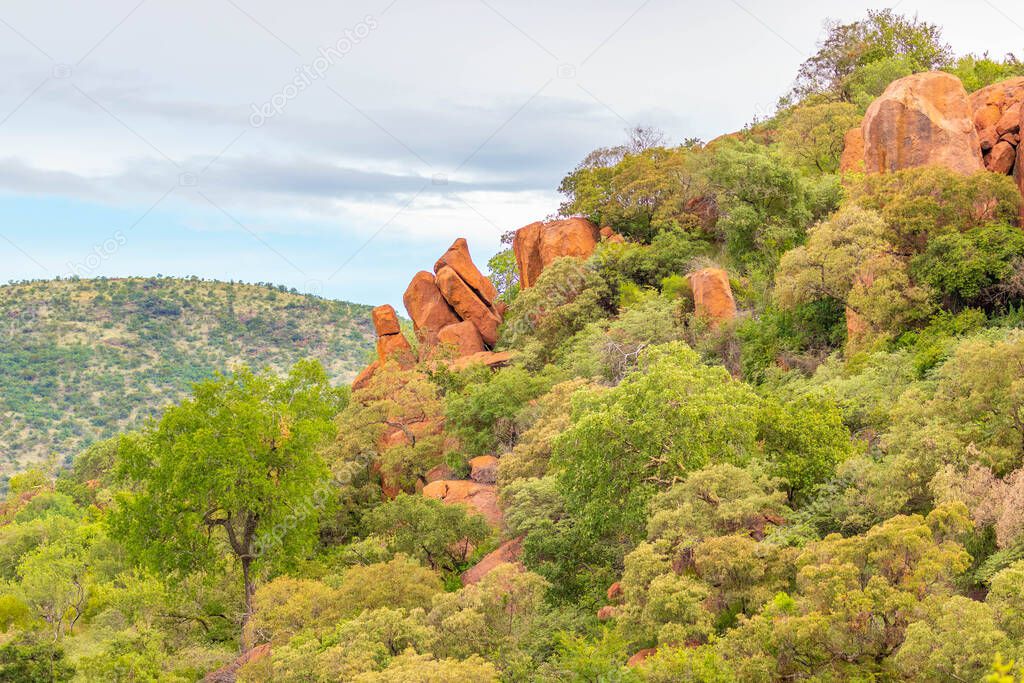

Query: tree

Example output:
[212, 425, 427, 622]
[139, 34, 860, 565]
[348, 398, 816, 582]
[111, 360, 343, 634]
[792, 10, 952, 101]
[776, 101, 862, 174]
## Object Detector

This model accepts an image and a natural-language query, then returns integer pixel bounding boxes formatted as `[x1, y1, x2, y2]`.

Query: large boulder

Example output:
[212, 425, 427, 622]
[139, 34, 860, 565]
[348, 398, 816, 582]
[687, 268, 737, 326]
[971, 77, 1024, 177]
[422, 479, 502, 527]
[434, 238, 498, 304]
[437, 320, 486, 357]
[514, 217, 600, 288]
[469, 455, 499, 484]
[371, 304, 401, 336]
[435, 266, 501, 346]
[403, 271, 460, 351]
[460, 536, 524, 585]
[862, 71, 983, 175]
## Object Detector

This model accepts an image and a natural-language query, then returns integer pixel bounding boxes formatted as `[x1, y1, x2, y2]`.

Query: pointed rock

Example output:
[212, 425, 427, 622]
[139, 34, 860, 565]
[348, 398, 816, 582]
[687, 268, 737, 326]
[403, 271, 460, 351]
[435, 266, 501, 346]
[434, 238, 498, 305]
[371, 304, 401, 337]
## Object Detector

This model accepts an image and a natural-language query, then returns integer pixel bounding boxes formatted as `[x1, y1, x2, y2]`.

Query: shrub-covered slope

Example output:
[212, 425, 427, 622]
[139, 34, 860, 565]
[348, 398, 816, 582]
[0, 277, 374, 475]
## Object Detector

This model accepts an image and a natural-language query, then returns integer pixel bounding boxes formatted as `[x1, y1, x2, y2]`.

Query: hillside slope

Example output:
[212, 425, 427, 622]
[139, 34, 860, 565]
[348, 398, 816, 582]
[0, 277, 375, 475]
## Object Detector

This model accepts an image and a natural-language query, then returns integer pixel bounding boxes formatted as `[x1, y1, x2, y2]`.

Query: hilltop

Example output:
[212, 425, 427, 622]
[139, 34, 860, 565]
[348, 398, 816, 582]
[0, 276, 375, 476]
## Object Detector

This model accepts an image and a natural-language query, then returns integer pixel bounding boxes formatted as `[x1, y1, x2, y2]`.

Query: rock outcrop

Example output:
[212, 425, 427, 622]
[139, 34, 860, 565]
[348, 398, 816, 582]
[403, 271, 460, 352]
[687, 268, 737, 326]
[970, 77, 1024, 176]
[861, 71, 983, 175]
[352, 304, 415, 390]
[422, 479, 502, 527]
[399, 239, 504, 360]
[514, 217, 600, 288]
[435, 266, 501, 346]
[469, 455, 499, 484]
[460, 536, 524, 585]
[203, 644, 271, 683]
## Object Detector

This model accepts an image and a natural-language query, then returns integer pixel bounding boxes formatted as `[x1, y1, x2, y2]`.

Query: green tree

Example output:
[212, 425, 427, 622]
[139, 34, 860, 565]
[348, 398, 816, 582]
[111, 360, 343, 632]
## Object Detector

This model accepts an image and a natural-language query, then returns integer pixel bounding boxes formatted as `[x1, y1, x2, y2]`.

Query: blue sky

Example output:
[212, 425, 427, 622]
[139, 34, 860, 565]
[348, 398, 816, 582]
[0, 0, 1021, 310]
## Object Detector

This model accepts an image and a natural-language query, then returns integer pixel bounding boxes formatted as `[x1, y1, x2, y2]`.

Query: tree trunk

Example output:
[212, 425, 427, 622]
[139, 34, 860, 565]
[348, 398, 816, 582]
[240, 555, 255, 651]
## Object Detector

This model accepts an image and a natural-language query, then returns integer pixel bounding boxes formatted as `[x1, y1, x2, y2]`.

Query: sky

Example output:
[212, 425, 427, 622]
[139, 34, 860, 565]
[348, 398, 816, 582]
[0, 0, 1022, 310]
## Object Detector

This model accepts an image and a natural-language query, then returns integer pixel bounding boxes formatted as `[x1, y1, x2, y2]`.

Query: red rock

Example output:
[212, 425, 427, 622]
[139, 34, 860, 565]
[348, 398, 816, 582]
[434, 238, 498, 305]
[684, 195, 719, 231]
[607, 582, 624, 602]
[597, 605, 618, 621]
[599, 226, 615, 239]
[376, 331, 415, 368]
[352, 360, 379, 391]
[513, 217, 600, 288]
[839, 127, 865, 173]
[437, 320, 486, 357]
[204, 643, 271, 682]
[687, 268, 737, 326]
[970, 77, 1024, 132]
[987, 141, 1017, 175]
[403, 271, 460, 350]
[422, 480, 502, 527]
[371, 304, 401, 336]
[627, 648, 658, 668]
[450, 350, 515, 372]
[997, 102, 1022, 136]
[862, 72, 983, 175]
[424, 463, 455, 483]
[435, 266, 501, 346]
[461, 537, 524, 585]
[980, 127, 1000, 152]
[469, 455, 499, 484]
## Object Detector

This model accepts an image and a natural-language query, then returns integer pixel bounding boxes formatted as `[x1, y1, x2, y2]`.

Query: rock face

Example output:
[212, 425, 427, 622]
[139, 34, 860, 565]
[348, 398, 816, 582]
[971, 77, 1024, 179]
[513, 217, 600, 288]
[469, 455, 499, 484]
[434, 238, 499, 305]
[403, 271, 460, 352]
[435, 266, 501, 346]
[687, 268, 737, 326]
[422, 480, 502, 527]
[862, 71, 983, 175]
[437, 320, 486, 357]
[839, 127, 865, 173]
[461, 536, 524, 585]
[204, 643, 271, 683]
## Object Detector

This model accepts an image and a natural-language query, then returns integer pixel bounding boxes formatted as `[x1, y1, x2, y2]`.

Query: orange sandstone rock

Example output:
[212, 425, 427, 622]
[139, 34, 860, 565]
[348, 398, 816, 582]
[687, 268, 737, 325]
[434, 238, 498, 305]
[627, 648, 658, 667]
[513, 217, 600, 288]
[450, 350, 515, 372]
[403, 271, 460, 351]
[469, 455, 499, 484]
[422, 480, 502, 527]
[839, 127, 865, 173]
[437, 320, 486, 357]
[461, 536, 524, 585]
[435, 266, 501, 346]
[862, 72, 983, 175]
[371, 304, 401, 336]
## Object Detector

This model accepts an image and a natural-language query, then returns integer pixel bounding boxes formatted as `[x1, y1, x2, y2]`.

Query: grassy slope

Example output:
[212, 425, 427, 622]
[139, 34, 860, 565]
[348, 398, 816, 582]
[0, 276, 376, 475]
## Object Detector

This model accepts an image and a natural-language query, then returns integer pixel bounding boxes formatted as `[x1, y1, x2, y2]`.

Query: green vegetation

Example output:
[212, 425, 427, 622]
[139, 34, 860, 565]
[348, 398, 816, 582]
[5, 9, 1024, 682]
[0, 276, 375, 478]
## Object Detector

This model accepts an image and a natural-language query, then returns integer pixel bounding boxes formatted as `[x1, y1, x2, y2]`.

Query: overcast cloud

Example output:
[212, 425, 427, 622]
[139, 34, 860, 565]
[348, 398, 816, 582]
[0, 0, 1022, 307]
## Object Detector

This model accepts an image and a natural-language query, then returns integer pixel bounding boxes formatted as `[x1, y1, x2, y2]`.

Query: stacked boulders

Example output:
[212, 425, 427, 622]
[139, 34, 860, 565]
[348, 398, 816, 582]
[403, 238, 505, 361]
[971, 77, 1024, 175]
[513, 217, 601, 288]
[351, 304, 415, 390]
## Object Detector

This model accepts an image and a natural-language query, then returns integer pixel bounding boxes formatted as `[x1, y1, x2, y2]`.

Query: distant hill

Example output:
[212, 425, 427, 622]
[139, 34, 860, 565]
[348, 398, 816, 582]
[0, 276, 376, 475]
